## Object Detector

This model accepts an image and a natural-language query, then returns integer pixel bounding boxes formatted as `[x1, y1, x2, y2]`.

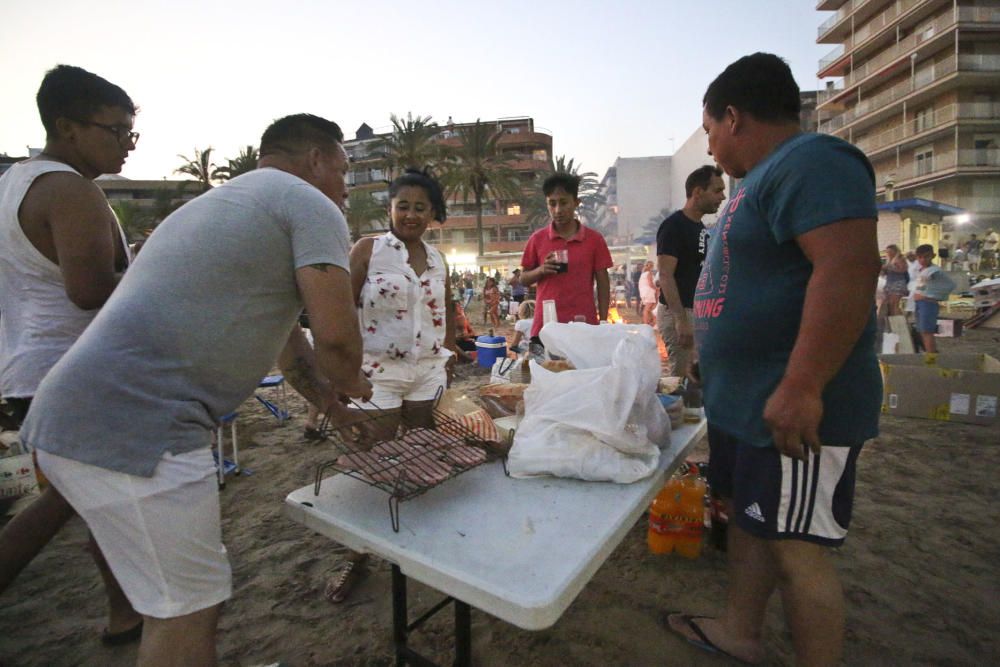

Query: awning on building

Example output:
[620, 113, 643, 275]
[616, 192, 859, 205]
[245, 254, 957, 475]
[877, 198, 966, 217]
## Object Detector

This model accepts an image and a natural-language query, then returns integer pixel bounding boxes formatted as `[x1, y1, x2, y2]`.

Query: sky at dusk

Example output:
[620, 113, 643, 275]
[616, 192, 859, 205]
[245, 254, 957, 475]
[1, 0, 836, 180]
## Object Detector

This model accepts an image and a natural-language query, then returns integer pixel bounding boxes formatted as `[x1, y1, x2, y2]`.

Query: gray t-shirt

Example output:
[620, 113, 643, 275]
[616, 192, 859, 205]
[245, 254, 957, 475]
[22, 168, 350, 476]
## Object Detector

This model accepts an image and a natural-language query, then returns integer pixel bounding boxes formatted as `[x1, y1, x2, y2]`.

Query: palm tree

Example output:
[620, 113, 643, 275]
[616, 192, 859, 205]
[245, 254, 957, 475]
[175, 147, 224, 192]
[641, 206, 673, 238]
[371, 113, 442, 179]
[345, 190, 387, 241]
[150, 182, 194, 224]
[110, 200, 154, 242]
[216, 145, 258, 181]
[524, 155, 605, 230]
[439, 120, 522, 257]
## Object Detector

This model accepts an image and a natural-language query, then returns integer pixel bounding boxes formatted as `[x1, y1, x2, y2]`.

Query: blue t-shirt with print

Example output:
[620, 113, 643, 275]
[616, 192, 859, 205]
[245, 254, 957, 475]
[694, 133, 881, 448]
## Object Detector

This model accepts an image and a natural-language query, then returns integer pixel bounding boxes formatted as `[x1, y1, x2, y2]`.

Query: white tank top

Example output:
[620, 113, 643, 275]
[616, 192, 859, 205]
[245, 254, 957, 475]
[0, 160, 130, 397]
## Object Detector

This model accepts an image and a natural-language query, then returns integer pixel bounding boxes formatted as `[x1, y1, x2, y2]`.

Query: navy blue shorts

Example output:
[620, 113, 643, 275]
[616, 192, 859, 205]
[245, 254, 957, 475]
[915, 299, 939, 333]
[707, 424, 862, 546]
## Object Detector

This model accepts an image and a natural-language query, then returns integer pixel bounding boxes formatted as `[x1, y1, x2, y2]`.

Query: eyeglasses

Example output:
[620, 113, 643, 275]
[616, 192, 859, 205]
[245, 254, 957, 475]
[76, 120, 140, 145]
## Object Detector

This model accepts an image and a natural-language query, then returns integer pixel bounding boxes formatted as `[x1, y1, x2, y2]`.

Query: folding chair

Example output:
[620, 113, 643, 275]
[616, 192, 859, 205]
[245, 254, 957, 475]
[215, 411, 240, 487]
[255, 374, 289, 422]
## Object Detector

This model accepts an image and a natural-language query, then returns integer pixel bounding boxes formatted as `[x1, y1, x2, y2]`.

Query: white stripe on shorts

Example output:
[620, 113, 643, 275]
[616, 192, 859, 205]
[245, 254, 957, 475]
[777, 447, 850, 541]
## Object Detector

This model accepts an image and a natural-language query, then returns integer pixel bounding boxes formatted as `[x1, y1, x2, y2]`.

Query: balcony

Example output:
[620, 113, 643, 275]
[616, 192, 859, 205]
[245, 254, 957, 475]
[959, 54, 1000, 72]
[817, 80, 848, 106]
[848, 11, 955, 88]
[818, 44, 848, 75]
[853, 102, 1000, 155]
[820, 54, 962, 133]
[962, 196, 1000, 215]
[818, 0, 856, 41]
[875, 148, 1000, 189]
[957, 5, 1000, 25]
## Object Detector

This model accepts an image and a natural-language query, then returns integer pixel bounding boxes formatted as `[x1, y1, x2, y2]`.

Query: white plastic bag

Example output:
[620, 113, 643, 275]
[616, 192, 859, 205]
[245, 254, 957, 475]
[507, 326, 671, 483]
[490, 357, 520, 384]
[539, 322, 659, 370]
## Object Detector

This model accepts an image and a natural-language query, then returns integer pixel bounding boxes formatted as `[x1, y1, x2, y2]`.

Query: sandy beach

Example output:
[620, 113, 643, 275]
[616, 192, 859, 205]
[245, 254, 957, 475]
[1, 308, 998, 666]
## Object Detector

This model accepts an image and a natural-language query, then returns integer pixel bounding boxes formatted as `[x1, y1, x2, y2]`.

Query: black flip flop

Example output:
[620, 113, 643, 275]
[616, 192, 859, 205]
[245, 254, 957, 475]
[101, 620, 143, 646]
[663, 611, 757, 665]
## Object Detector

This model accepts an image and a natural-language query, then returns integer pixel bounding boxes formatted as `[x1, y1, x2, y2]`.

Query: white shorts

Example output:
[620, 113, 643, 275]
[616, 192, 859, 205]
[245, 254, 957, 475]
[36, 447, 231, 619]
[358, 356, 448, 410]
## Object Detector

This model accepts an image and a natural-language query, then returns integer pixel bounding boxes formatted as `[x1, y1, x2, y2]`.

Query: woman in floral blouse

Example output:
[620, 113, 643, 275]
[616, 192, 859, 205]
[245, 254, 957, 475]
[325, 168, 457, 602]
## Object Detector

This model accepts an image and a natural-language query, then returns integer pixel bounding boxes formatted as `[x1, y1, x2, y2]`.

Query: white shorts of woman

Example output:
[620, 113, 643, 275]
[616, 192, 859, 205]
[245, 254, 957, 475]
[356, 356, 448, 410]
[36, 447, 231, 619]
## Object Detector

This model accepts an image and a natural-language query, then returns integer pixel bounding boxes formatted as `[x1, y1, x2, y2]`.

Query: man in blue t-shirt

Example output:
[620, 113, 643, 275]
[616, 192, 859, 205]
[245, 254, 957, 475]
[665, 54, 882, 667]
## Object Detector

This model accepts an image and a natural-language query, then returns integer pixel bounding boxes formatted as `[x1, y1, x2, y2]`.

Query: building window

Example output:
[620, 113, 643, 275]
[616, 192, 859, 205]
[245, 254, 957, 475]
[532, 149, 547, 161]
[506, 204, 521, 215]
[914, 107, 934, 133]
[914, 146, 934, 176]
[974, 137, 998, 167]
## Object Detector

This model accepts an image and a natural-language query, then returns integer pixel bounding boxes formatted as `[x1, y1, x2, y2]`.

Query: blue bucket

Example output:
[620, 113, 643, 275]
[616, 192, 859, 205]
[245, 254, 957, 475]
[475, 334, 507, 368]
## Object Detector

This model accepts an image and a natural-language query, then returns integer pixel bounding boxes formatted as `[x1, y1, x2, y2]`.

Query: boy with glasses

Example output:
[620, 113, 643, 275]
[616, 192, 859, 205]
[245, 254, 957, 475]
[0, 64, 141, 643]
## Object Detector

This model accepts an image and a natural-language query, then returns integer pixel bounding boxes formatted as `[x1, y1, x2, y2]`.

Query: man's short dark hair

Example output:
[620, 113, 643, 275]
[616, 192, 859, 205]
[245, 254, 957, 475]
[685, 165, 724, 198]
[543, 172, 580, 198]
[915, 244, 935, 256]
[259, 114, 344, 157]
[703, 52, 800, 124]
[36, 65, 136, 137]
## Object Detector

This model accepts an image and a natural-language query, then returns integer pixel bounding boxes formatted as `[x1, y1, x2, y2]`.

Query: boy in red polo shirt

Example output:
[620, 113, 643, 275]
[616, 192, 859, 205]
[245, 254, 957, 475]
[520, 173, 613, 339]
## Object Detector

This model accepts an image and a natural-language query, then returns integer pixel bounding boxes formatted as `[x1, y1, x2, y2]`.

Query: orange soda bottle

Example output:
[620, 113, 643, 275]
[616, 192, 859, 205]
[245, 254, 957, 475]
[648, 476, 683, 554]
[674, 468, 707, 559]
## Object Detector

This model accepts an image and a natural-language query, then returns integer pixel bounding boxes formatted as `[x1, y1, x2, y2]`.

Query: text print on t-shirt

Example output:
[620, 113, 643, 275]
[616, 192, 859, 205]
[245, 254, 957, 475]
[694, 185, 745, 321]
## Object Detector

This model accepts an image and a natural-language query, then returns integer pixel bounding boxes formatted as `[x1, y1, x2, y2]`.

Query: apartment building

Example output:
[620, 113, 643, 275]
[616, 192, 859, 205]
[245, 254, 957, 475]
[342, 117, 553, 270]
[816, 0, 1000, 229]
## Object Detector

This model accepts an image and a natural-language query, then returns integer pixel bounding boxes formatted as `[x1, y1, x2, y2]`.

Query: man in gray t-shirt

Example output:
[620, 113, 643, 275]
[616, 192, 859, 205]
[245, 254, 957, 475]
[21, 114, 371, 663]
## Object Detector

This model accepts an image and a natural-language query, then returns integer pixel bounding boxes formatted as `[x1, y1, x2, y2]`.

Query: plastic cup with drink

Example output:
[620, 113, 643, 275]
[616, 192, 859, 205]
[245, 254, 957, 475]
[552, 249, 569, 273]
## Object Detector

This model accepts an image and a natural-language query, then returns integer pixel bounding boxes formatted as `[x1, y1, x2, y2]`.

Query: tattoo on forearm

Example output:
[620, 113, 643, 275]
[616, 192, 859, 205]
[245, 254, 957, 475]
[283, 355, 327, 406]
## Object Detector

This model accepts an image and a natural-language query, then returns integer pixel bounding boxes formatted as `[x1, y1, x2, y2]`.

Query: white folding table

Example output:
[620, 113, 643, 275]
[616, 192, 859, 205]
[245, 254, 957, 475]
[285, 419, 706, 665]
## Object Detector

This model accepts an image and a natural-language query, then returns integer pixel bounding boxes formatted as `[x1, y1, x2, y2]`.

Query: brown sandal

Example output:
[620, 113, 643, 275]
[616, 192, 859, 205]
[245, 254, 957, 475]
[324, 558, 367, 603]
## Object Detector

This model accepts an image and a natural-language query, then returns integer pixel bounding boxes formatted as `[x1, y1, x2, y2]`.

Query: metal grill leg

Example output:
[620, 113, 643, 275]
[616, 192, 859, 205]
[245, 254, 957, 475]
[454, 600, 471, 667]
[392, 565, 408, 666]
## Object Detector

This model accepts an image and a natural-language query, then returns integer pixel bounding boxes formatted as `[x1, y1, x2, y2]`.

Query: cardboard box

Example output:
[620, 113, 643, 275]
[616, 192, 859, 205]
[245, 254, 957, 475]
[935, 318, 962, 338]
[880, 353, 1000, 425]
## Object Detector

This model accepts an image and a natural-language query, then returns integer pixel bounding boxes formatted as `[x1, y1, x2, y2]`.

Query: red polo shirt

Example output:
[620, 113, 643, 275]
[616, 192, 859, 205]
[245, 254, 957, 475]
[521, 220, 613, 337]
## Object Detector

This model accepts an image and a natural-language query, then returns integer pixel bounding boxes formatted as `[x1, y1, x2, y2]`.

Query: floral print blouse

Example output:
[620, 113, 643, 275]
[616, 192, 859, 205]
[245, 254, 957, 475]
[358, 232, 450, 376]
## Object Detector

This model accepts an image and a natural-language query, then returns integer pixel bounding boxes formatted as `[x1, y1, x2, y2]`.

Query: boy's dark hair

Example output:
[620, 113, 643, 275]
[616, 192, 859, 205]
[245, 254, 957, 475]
[259, 114, 344, 157]
[915, 244, 935, 256]
[37, 65, 137, 137]
[703, 52, 800, 124]
[388, 167, 447, 223]
[685, 165, 723, 198]
[543, 172, 581, 198]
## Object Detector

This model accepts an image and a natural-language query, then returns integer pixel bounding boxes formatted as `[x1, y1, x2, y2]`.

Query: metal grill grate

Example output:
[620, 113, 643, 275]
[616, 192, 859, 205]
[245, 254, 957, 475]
[313, 396, 508, 531]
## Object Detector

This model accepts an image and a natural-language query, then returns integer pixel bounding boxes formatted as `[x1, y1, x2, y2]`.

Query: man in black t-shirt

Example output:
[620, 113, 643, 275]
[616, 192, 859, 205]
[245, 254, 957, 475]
[656, 165, 725, 377]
